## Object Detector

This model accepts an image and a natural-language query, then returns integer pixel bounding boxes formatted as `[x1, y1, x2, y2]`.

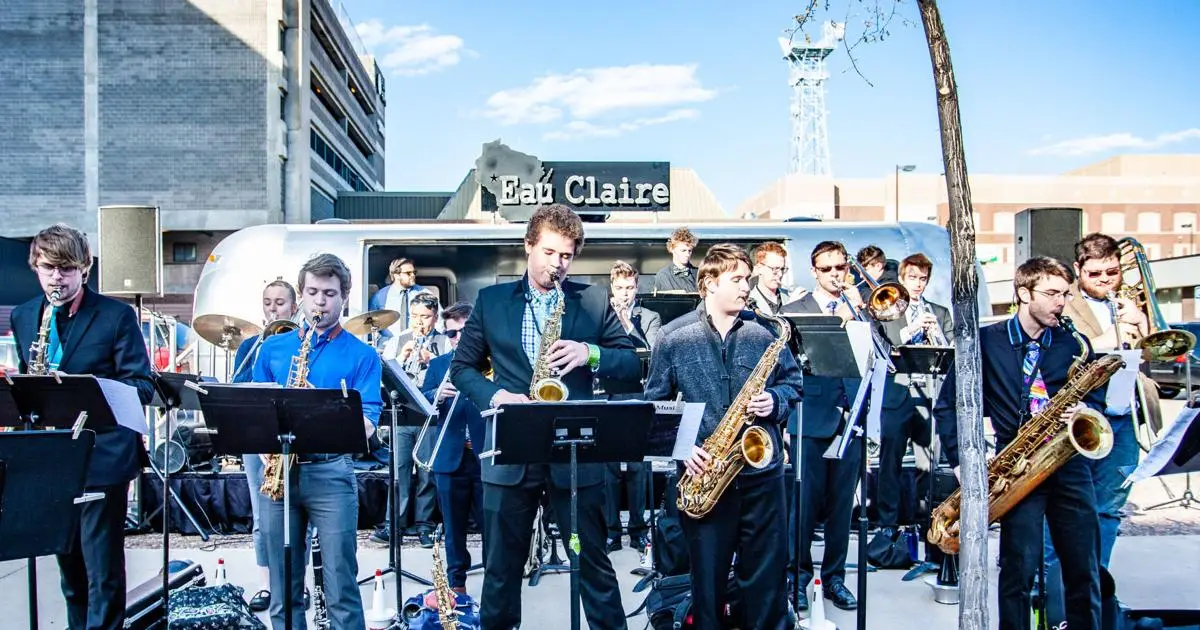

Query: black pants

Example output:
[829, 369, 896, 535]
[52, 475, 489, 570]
[604, 461, 648, 542]
[681, 470, 789, 630]
[57, 484, 127, 630]
[480, 467, 626, 630]
[877, 388, 933, 527]
[998, 457, 1101, 630]
[797, 435, 862, 585]
[433, 449, 484, 589]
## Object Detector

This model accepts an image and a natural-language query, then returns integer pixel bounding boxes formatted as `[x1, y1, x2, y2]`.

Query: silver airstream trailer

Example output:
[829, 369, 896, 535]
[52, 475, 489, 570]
[191, 220, 988, 379]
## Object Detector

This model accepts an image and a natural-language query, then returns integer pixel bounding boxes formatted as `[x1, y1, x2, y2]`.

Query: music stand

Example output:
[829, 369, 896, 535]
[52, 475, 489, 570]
[784, 314, 879, 628]
[195, 383, 367, 630]
[636, 293, 701, 326]
[0, 429, 95, 630]
[355, 359, 432, 607]
[483, 400, 655, 630]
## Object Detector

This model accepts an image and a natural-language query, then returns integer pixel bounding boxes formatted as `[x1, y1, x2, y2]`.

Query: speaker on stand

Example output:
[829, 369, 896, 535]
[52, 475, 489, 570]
[1014, 207, 1084, 268]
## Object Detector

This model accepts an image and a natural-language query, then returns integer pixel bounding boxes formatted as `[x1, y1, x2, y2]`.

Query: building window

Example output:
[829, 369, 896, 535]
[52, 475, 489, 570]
[173, 242, 198, 263]
[1174, 243, 1193, 257]
[1081, 212, 1090, 232]
[993, 211, 1014, 233]
[1137, 212, 1161, 233]
[311, 185, 335, 222]
[1101, 212, 1125, 233]
[310, 129, 372, 192]
[279, 88, 287, 120]
[1144, 243, 1162, 259]
[1174, 212, 1197, 232]
[279, 22, 286, 52]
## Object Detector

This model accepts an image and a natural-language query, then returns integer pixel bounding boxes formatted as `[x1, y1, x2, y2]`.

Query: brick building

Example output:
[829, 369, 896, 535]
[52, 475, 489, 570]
[0, 0, 385, 321]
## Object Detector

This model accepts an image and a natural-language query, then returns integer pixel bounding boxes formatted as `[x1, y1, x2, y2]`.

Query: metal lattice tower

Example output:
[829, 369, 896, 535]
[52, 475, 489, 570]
[780, 22, 844, 176]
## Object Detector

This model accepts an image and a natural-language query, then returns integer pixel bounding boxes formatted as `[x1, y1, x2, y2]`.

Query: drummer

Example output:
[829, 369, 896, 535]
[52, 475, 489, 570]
[230, 279, 298, 613]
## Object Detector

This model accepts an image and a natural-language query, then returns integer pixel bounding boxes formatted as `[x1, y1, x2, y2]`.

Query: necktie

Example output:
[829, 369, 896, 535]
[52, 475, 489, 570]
[826, 300, 838, 315]
[1023, 341, 1050, 415]
[908, 306, 927, 344]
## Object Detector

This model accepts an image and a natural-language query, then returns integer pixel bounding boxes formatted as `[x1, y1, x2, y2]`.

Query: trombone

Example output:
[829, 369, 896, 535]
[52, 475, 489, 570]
[847, 258, 910, 322]
[413, 367, 460, 472]
[1116, 237, 1196, 361]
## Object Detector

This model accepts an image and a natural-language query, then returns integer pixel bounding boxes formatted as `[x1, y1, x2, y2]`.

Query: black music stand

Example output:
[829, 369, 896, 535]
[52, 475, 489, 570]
[484, 400, 655, 630]
[355, 359, 432, 605]
[195, 383, 367, 630]
[637, 293, 701, 326]
[0, 432, 95, 630]
[888, 345, 955, 581]
[784, 314, 879, 627]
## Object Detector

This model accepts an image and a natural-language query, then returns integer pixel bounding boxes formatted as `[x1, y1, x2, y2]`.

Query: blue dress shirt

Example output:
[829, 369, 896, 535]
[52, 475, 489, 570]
[252, 324, 383, 424]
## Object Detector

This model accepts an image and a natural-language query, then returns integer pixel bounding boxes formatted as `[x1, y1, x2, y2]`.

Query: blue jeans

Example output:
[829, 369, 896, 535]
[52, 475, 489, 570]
[244, 453, 268, 567]
[262, 456, 364, 630]
[1042, 415, 1137, 623]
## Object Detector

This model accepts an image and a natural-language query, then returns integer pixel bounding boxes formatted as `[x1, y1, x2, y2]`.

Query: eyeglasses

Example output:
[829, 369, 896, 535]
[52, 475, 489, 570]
[36, 262, 81, 275]
[444, 329, 460, 339]
[1082, 268, 1120, 279]
[765, 265, 789, 275]
[396, 270, 417, 276]
[1031, 289, 1068, 301]
[815, 264, 848, 274]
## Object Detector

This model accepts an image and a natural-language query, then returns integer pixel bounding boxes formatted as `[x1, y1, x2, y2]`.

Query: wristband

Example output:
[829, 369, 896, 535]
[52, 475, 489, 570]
[587, 343, 601, 369]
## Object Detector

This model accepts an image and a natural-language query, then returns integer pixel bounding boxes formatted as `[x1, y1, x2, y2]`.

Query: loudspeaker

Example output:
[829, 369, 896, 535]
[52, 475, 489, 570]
[1014, 207, 1082, 268]
[97, 205, 162, 296]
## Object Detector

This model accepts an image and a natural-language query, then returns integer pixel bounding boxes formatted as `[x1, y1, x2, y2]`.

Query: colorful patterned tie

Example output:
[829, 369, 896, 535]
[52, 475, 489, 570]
[1023, 341, 1050, 414]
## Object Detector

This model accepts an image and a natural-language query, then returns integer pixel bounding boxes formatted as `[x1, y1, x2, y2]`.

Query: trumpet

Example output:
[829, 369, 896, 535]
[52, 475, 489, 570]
[413, 367, 460, 471]
[916, 300, 949, 347]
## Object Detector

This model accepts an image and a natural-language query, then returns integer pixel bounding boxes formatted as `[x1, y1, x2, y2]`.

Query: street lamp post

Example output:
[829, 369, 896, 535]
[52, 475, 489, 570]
[895, 164, 916, 222]
[1185, 222, 1195, 253]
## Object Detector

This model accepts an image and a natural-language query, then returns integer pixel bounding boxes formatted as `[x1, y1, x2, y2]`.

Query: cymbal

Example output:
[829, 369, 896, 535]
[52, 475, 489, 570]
[344, 309, 401, 336]
[192, 314, 262, 350]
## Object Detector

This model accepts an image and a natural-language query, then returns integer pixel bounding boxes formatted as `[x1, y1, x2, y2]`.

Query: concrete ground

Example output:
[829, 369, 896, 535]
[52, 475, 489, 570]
[3, 400, 1198, 628]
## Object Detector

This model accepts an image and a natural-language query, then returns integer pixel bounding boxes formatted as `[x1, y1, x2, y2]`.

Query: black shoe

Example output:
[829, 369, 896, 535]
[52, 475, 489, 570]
[824, 579, 858, 610]
[248, 589, 270, 612]
[419, 531, 435, 549]
[370, 526, 390, 545]
[605, 538, 623, 553]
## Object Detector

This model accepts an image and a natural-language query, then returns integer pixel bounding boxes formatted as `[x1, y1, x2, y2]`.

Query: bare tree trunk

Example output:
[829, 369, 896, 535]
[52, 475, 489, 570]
[916, 1, 988, 628]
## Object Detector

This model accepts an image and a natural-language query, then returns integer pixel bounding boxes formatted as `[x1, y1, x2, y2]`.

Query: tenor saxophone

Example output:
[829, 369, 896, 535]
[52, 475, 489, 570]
[676, 305, 790, 519]
[529, 272, 568, 402]
[27, 290, 60, 375]
[927, 316, 1121, 554]
[260, 312, 320, 501]
[430, 524, 458, 629]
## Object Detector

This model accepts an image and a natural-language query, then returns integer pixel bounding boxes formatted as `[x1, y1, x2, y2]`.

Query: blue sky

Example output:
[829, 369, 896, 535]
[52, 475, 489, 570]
[343, 0, 1200, 212]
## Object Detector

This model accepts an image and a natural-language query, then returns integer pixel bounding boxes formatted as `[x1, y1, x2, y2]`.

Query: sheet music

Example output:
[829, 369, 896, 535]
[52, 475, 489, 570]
[844, 321, 872, 378]
[1123, 406, 1198, 486]
[98, 378, 149, 435]
[1104, 350, 1141, 415]
[668, 402, 705, 461]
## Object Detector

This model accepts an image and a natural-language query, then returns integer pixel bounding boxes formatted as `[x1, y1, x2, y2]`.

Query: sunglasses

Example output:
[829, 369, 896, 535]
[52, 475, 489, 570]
[815, 264, 849, 273]
[444, 329, 460, 339]
[1082, 268, 1120, 279]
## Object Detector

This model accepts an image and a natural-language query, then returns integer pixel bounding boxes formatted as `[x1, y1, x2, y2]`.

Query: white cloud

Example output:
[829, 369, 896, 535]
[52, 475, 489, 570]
[483, 64, 718, 126]
[355, 19, 468, 76]
[1028, 128, 1200, 157]
[543, 109, 700, 141]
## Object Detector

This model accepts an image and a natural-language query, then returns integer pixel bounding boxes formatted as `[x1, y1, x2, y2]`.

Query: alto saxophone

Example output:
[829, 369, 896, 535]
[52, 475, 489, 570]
[430, 524, 458, 629]
[260, 313, 320, 501]
[676, 305, 790, 519]
[927, 316, 1121, 554]
[529, 272, 568, 402]
[27, 290, 60, 375]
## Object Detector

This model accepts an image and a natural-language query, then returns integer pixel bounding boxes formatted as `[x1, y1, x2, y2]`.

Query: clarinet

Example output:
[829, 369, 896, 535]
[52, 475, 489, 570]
[311, 530, 330, 629]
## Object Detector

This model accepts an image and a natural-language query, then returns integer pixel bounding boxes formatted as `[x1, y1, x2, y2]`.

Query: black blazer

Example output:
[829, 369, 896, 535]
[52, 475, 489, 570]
[450, 276, 641, 488]
[11, 288, 155, 487]
[421, 352, 486, 475]
[779, 293, 862, 439]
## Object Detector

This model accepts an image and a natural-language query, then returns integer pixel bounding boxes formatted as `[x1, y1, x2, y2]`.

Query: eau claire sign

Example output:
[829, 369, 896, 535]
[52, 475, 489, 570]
[474, 140, 670, 220]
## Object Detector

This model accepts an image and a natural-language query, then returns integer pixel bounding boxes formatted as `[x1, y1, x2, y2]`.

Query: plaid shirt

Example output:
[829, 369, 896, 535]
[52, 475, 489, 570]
[522, 278, 560, 367]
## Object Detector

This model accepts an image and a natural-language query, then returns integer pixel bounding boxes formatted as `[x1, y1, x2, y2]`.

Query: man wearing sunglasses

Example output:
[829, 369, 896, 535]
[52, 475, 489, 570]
[418, 301, 486, 599]
[778, 240, 864, 611]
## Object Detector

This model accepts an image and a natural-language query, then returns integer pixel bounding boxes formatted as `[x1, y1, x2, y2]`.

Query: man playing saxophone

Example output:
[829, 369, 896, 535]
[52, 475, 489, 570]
[934, 257, 1106, 630]
[252, 253, 382, 630]
[11, 223, 155, 630]
[450, 203, 640, 630]
[644, 243, 803, 629]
